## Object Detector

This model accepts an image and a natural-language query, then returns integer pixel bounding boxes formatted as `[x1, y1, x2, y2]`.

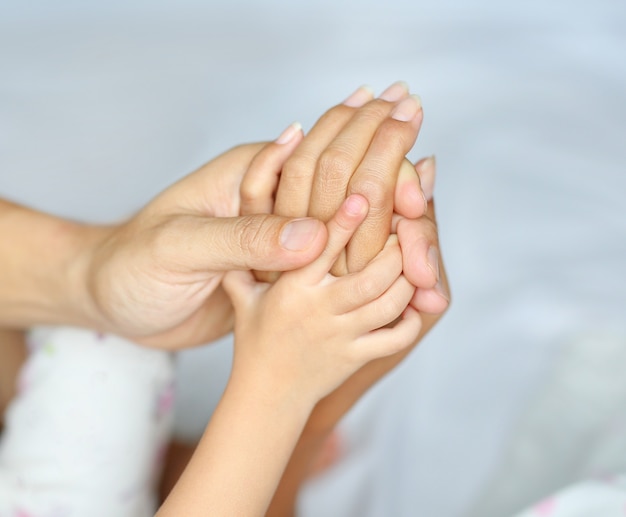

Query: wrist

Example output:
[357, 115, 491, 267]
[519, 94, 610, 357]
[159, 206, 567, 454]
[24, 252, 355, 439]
[0, 200, 115, 329]
[228, 359, 317, 425]
[65, 222, 118, 330]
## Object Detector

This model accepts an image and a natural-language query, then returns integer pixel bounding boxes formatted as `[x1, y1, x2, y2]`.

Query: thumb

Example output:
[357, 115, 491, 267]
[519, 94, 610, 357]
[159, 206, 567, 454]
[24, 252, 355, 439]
[169, 213, 328, 272]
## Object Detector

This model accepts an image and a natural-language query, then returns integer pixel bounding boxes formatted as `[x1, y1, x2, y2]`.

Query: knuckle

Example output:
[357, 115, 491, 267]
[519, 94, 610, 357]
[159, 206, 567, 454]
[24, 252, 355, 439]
[354, 274, 379, 301]
[379, 298, 402, 325]
[234, 215, 272, 259]
[240, 175, 270, 208]
[283, 153, 315, 182]
[318, 104, 354, 125]
[357, 99, 392, 122]
[376, 119, 413, 152]
[239, 177, 258, 202]
[318, 147, 356, 186]
[350, 177, 388, 209]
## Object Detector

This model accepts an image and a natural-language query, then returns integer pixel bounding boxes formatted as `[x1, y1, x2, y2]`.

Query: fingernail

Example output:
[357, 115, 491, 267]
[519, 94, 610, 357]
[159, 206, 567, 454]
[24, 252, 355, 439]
[435, 274, 450, 302]
[418, 155, 436, 201]
[426, 246, 440, 282]
[420, 189, 428, 216]
[390, 94, 422, 122]
[342, 85, 375, 107]
[378, 80, 409, 102]
[344, 194, 368, 216]
[280, 218, 321, 251]
[275, 121, 302, 144]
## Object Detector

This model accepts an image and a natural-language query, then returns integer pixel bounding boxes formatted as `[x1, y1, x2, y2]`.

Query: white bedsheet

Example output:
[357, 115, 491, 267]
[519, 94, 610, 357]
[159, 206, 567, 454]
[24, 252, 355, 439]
[1, 1, 625, 515]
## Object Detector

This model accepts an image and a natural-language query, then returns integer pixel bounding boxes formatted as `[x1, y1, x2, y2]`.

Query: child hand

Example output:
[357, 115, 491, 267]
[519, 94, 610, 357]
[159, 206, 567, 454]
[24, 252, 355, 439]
[222, 194, 420, 405]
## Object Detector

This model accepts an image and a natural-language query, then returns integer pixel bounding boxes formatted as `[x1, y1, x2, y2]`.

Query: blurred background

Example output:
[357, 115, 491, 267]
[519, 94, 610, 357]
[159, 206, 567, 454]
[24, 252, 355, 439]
[1, 0, 625, 515]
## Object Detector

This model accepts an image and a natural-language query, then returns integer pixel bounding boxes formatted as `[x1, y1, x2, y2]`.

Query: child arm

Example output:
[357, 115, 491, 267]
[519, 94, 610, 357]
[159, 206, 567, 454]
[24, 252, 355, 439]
[156, 195, 419, 517]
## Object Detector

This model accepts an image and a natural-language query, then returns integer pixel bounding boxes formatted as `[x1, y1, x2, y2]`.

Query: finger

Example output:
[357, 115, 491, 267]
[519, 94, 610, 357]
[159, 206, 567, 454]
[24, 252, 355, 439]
[158, 142, 266, 216]
[405, 197, 451, 312]
[273, 85, 376, 219]
[274, 81, 411, 219]
[396, 216, 440, 289]
[411, 284, 450, 315]
[352, 305, 423, 363]
[302, 194, 369, 281]
[330, 236, 402, 314]
[344, 95, 424, 274]
[347, 274, 415, 331]
[396, 156, 439, 287]
[307, 97, 407, 224]
[157, 213, 328, 273]
[394, 158, 428, 219]
[415, 155, 436, 203]
[240, 122, 304, 216]
[222, 270, 258, 312]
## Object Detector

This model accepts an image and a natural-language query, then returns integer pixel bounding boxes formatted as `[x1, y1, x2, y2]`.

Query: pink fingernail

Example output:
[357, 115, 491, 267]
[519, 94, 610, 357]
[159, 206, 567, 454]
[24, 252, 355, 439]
[426, 246, 440, 282]
[280, 218, 320, 251]
[344, 194, 368, 216]
[378, 80, 409, 102]
[435, 275, 450, 301]
[275, 121, 302, 144]
[342, 85, 375, 107]
[390, 94, 422, 122]
[429, 248, 449, 301]
[418, 155, 436, 201]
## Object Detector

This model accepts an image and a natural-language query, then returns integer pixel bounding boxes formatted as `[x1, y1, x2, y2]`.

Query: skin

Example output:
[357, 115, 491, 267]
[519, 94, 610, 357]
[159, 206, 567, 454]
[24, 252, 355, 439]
[0, 137, 324, 348]
[158, 84, 450, 512]
[157, 195, 422, 517]
[267, 193, 448, 517]
[0, 329, 27, 431]
[0, 82, 449, 514]
[260, 85, 451, 516]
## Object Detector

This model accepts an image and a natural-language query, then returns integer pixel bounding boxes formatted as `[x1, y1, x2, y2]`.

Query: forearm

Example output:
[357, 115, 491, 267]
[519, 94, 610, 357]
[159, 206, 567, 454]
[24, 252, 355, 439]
[0, 328, 27, 428]
[157, 367, 314, 517]
[0, 199, 109, 329]
[267, 313, 444, 517]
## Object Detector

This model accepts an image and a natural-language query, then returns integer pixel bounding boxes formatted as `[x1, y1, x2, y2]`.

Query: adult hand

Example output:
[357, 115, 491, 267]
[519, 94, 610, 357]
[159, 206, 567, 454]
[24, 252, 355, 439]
[82, 133, 330, 349]
[244, 82, 447, 313]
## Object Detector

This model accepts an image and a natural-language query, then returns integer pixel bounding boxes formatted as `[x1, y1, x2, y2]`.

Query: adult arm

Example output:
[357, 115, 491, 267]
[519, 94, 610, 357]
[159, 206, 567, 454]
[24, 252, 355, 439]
[0, 329, 27, 429]
[0, 134, 326, 348]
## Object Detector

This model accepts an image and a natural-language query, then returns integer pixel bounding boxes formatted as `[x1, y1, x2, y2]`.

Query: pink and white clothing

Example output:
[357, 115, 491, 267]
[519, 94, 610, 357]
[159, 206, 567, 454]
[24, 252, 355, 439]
[0, 327, 174, 517]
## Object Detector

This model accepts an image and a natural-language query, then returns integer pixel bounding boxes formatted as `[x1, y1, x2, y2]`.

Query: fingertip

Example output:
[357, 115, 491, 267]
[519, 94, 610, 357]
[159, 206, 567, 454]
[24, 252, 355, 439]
[275, 121, 303, 145]
[415, 155, 436, 202]
[395, 159, 426, 219]
[342, 85, 375, 108]
[343, 194, 369, 218]
[411, 287, 450, 315]
[378, 80, 410, 102]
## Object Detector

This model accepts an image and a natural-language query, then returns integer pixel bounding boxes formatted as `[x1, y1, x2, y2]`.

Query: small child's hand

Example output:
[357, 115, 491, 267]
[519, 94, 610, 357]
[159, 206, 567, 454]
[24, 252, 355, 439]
[222, 194, 420, 405]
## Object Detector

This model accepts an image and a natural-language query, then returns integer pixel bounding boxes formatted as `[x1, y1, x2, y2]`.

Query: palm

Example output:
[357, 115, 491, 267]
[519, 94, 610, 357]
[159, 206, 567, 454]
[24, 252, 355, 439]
[89, 144, 265, 348]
